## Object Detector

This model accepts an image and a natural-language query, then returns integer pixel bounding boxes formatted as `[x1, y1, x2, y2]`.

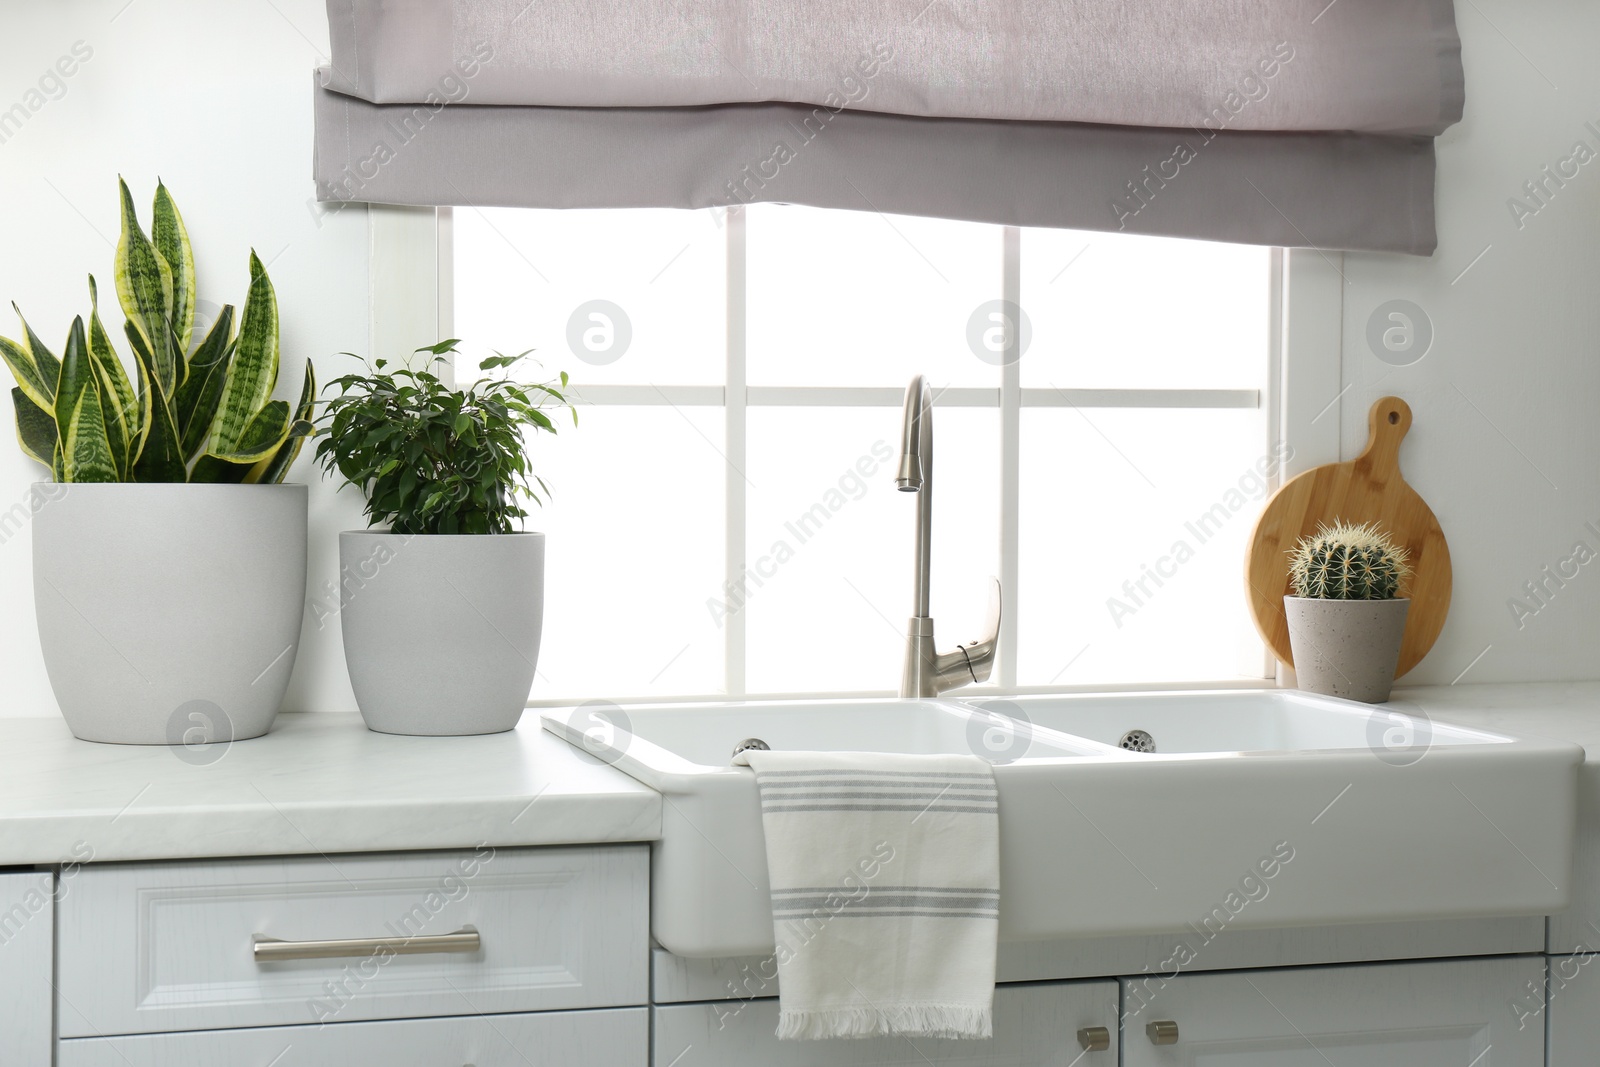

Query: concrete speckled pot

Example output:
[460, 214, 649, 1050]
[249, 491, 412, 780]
[1284, 596, 1409, 704]
[33, 483, 308, 745]
[340, 531, 544, 736]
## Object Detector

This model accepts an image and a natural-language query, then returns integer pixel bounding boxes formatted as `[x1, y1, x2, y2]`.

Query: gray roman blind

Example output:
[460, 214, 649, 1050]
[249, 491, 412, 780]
[312, 0, 1464, 253]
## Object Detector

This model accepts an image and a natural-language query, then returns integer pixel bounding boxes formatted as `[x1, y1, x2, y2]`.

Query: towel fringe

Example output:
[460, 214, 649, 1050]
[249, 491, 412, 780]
[776, 1004, 993, 1041]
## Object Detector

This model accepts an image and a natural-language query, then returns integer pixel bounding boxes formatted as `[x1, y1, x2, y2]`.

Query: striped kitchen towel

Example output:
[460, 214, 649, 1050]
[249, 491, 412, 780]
[733, 749, 1000, 1040]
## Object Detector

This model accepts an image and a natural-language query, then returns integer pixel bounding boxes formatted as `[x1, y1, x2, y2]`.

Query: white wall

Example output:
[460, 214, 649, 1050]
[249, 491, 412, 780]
[1339, 0, 1600, 685]
[0, 0, 367, 715]
[0, 0, 1592, 719]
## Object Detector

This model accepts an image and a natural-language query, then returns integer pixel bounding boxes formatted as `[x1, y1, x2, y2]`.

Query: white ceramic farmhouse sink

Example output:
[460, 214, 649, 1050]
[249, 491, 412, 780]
[966, 689, 1505, 755]
[542, 691, 1581, 958]
[542, 698, 1103, 957]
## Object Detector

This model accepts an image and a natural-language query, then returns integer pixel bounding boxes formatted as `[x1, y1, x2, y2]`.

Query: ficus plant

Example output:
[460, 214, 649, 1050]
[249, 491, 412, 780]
[0, 178, 314, 483]
[315, 341, 576, 535]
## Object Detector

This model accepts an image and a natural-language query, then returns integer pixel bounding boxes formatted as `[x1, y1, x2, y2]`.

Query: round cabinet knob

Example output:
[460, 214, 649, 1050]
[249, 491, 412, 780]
[1077, 1026, 1111, 1051]
[1147, 1019, 1180, 1045]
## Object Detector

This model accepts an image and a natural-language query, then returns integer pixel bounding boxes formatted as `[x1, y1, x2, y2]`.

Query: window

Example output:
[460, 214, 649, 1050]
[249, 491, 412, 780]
[451, 204, 1275, 702]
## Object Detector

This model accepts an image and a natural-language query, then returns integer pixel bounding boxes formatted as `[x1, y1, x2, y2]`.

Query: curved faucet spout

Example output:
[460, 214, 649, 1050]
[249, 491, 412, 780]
[896, 374, 1001, 698]
[896, 375, 929, 492]
[897, 376, 933, 619]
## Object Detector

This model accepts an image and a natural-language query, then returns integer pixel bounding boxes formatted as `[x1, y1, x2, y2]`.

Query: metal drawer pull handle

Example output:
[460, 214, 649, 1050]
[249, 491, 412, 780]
[1147, 1020, 1179, 1045]
[253, 926, 480, 962]
[1077, 1026, 1111, 1051]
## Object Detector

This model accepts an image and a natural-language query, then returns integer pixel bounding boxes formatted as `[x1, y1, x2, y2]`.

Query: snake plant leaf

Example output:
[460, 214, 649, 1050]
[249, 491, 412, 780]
[88, 354, 129, 480]
[188, 454, 250, 484]
[122, 321, 155, 468]
[54, 317, 94, 442]
[0, 334, 52, 411]
[126, 323, 186, 483]
[63, 383, 119, 483]
[88, 277, 140, 475]
[8, 306, 62, 408]
[247, 361, 316, 484]
[55, 317, 117, 483]
[173, 304, 234, 463]
[207, 250, 278, 456]
[11, 387, 56, 467]
[209, 400, 292, 463]
[151, 181, 196, 357]
[114, 177, 179, 397]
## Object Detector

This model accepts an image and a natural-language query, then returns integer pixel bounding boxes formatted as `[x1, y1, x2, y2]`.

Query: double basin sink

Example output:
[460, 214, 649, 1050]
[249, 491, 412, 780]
[542, 690, 1581, 958]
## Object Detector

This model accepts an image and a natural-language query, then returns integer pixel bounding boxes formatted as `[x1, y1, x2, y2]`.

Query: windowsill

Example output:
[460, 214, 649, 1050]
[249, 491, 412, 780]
[524, 676, 1280, 708]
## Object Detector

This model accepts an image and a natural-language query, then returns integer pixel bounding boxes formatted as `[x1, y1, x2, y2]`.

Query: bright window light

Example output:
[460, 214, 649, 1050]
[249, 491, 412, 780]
[451, 204, 1274, 701]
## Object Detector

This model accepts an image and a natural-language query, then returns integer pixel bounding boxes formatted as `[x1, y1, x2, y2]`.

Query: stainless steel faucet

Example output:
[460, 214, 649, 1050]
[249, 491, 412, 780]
[895, 375, 1002, 698]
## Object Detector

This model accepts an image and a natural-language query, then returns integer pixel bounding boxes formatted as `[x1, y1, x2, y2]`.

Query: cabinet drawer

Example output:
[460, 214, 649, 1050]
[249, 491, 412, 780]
[59, 1005, 647, 1066]
[653, 980, 1120, 1066]
[1119, 957, 1543, 1066]
[59, 845, 648, 1037]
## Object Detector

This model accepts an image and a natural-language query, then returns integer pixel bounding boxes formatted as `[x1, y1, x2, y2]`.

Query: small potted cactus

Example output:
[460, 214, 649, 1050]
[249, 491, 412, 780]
[1284, 521, 1413, 703]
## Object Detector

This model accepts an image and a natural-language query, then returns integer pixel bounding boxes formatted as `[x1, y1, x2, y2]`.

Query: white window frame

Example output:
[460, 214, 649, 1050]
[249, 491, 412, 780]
[369, 205, 1346, 700]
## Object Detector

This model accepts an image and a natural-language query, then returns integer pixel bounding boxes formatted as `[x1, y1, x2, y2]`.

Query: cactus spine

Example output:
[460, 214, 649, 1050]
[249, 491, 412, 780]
[1288, 521, 1412, 600]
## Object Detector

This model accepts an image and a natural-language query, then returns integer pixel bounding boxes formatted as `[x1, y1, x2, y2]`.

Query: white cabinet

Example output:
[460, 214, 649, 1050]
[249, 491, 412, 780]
[1120, 957, 1543, 1066]
[0, 870, 52, 1066]
[1547, 952, 1600, 1066]
[58, 1006, 647, 1066]
[653, 981, 1120, 1067]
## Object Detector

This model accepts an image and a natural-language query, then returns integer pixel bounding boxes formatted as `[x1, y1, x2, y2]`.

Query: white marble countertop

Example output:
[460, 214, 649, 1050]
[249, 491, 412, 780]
[1387, 681, 1600, 754]
[0, 712, 661, 866]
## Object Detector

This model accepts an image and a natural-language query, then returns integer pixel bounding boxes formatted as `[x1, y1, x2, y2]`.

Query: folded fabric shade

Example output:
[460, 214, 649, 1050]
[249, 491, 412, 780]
[313, 82, 1440, 254]
[311, 0, 1463, 253]
[321, 0, 1463, 134]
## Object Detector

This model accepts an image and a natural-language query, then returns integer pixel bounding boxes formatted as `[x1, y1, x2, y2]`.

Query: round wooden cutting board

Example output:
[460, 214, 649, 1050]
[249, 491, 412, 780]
[1245, 396, 1451, 679]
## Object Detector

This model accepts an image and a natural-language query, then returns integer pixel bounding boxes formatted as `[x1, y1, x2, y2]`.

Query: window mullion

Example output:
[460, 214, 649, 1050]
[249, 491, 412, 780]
[999, 226, 1022, 689]
[725, 207, 749, 698]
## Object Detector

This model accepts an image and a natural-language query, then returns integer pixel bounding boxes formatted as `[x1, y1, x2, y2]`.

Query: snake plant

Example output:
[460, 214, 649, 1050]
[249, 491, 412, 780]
[1, 178, 314, 483]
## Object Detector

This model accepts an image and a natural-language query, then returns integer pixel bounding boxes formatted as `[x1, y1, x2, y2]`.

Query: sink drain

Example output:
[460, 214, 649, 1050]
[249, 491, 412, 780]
[732, 737, 771, 760]
[1118, 729, 1156, 753]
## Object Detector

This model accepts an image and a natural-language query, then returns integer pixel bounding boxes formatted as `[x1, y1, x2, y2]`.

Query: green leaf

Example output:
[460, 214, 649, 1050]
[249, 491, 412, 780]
[54, 318, 117, 483]
[0, 333, 52, 411]
[150, 180, 196, 357]
[126, 324, 186, 482]
[173, 305, 234, 463]
[188, 455, 250, 483]
[87, 277, 141, 476]
[14, 308, 64, 398]
[63, 384, 119, 483]
[53, 318, 93, 446]
[208, 400, 291, 463]
[88, 354, 129, 480]
[3, 306, 63, 410]
[248, 360, 316, 485]
[114, 177, 179, 396]
[417, 339, 461, 356]
[12, 387, 56, 467]
[207, 250, 278, 455]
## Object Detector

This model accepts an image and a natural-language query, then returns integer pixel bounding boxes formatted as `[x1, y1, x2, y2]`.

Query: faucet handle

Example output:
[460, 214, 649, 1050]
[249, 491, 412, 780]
[958, 577, 1003, 684]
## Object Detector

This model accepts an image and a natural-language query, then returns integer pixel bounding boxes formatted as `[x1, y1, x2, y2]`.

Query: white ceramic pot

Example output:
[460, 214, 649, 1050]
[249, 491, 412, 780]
[32, 482, 308, 744]
[339, 531, 544, 736]
[1284, 596, 1410, 704]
